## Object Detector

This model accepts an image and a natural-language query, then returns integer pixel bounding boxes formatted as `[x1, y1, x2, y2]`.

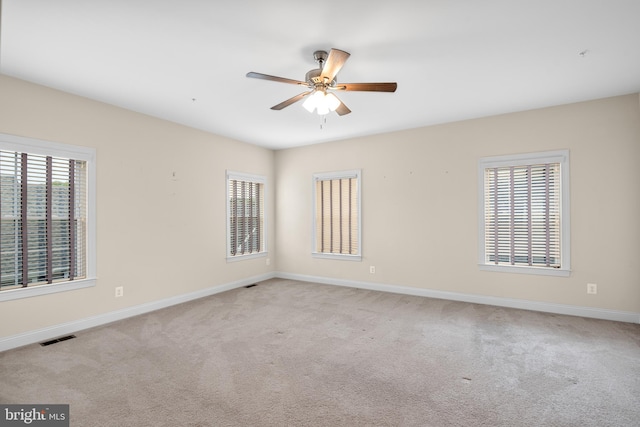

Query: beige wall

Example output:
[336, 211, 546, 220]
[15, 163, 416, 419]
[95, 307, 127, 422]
[1, 74, 638, 341]
[275, 94, 640, 313]
[0, 75, 275, 337]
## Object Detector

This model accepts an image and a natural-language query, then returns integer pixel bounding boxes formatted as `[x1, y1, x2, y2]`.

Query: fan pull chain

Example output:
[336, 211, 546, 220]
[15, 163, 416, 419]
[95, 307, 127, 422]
[319, 114, 327, 130]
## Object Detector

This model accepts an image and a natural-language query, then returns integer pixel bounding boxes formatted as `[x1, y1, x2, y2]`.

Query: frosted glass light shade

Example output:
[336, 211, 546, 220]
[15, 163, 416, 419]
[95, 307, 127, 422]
[302, 92, 318, 112]
[325, 93, 341, 111]
[316, 103, 330, 115]
[302, 90, 340, 115]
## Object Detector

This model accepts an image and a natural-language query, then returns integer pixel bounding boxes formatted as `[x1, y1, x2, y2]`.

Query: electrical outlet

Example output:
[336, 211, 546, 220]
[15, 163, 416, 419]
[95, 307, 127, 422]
[266, 258, 271, 266]
[370, 266, 376, 274]
[587, 283, 597, 295]
[115, 286, 124, 298]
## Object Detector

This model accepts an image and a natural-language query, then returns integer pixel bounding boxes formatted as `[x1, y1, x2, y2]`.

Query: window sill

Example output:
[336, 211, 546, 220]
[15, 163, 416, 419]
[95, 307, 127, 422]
[312, 252, 362, 261]
[479, 264, 570, 277]
[226, 252, 267, 263]
[0, 277, 97, 302]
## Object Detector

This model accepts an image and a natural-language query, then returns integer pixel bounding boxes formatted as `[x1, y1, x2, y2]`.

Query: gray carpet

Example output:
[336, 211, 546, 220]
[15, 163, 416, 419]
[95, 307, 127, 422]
[1, 278, 639, 426]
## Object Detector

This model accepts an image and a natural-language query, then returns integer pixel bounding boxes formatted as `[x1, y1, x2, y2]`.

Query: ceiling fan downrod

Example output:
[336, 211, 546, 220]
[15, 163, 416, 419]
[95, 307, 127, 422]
[306, 50, 331, 87]
[313, 50, 328, 69]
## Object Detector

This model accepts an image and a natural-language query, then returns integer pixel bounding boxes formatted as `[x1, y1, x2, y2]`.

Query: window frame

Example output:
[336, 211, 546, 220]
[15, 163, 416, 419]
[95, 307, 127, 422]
[478, 150, 570, 277]
[312, 169, 362, 261]
[0, 133, 97, 301]
[226, 171, 267, 262]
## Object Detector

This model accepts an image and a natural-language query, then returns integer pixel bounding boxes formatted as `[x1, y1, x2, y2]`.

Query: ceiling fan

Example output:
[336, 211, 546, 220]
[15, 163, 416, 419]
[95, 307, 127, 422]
[246, 48, 397, 116]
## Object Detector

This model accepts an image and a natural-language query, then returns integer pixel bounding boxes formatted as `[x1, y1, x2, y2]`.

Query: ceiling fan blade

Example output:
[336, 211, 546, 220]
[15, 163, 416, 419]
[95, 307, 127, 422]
[329, 92, 351, 116]
[335, 102, 351, 116]
[271, 91, 312, 110]
[320, 49, 350, 82]
[336, 82, 398, 92]
[247, 72, 307, 86]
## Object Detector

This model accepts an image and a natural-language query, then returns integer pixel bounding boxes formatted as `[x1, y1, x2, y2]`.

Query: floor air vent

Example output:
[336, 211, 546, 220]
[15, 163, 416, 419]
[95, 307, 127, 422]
[40, 335, 76, 347]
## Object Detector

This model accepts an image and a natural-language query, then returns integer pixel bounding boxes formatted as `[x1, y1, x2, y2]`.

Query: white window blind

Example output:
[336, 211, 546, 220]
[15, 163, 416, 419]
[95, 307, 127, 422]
[484, 163, 560, 267]
[227, 172, 265, 258]
[479, 150, 570, 276]
[313, 170, 361, 260]
[0, 151, 87, 290]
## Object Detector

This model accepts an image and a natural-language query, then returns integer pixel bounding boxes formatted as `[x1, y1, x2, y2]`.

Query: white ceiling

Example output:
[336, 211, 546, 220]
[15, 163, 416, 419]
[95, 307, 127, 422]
[1, 0, 639, 150]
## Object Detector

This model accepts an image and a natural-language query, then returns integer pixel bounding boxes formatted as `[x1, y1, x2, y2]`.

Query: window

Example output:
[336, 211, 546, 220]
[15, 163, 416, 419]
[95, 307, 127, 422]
[313, 170, 361, 261]
[478, 150, 570, 276]
[226, 171, 266, 260]
[0, 133, 96, 301]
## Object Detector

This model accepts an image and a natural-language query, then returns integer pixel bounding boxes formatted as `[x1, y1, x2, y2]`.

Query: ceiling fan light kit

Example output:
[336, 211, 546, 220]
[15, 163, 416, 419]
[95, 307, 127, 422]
[247, 48, 397, 116]
[302, 90, 341, 114]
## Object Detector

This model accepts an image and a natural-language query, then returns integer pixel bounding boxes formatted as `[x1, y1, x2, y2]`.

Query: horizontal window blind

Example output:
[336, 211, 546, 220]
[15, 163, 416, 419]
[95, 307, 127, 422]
[0, 150, 87, 290]
[484, 162, 561, 268]
[228, 177, 264, 256]
[315, 177, 359, 255]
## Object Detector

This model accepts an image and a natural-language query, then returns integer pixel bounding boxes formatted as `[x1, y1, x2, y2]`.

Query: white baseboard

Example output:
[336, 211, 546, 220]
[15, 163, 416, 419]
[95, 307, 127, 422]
[0, 273, 276, 353]
[2, 271, 638, 353]
[276, 272, 640, 324]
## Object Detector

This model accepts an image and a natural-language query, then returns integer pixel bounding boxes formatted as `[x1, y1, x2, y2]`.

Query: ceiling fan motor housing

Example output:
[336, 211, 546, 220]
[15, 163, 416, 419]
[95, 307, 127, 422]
[306, 69, 327, 85]
[305, 69, 321, 83]
[306, 50, 336, 87]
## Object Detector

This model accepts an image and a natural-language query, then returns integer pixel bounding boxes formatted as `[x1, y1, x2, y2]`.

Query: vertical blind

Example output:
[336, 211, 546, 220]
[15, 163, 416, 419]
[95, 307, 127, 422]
[228, 178, 264, 256]
[484, 163, 561, 268]
[0, 151, 87, 290]
[315, 177, 359, 255]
